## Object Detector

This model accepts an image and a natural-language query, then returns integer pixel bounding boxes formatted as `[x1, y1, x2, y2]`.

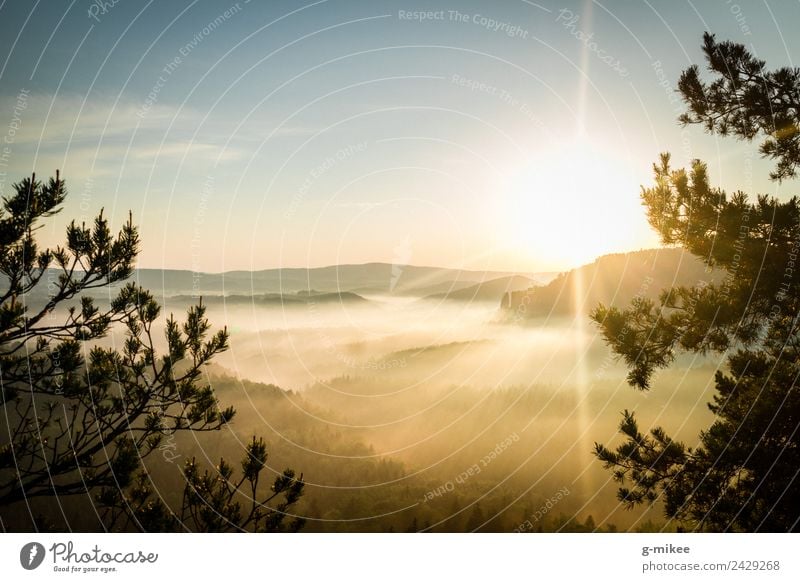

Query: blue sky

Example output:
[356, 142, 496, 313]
[0, 0, 797, 272]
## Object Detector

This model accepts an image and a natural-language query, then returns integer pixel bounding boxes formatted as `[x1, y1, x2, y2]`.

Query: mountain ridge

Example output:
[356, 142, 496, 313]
[501, 248, 724, 319]
[109, 263, 555, 297]
[425, 275, 536, 302]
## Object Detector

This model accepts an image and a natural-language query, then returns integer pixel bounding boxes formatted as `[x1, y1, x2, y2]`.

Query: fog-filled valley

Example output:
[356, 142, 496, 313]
[9, 249, 724, 532]
[189, 298, 714, 532]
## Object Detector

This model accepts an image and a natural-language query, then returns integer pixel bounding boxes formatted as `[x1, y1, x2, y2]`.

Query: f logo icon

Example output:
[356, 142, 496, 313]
[20, 542, 45, 570]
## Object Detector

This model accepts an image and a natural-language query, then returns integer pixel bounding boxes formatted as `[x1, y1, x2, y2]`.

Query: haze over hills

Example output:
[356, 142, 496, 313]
[166, 290, 369, 306]
[14, 251, 718, 316]
[502, 247, 723, 319]
[157, 263, 551, 297]
[424, 275, 536, 303]
[19, 263, 554, 300]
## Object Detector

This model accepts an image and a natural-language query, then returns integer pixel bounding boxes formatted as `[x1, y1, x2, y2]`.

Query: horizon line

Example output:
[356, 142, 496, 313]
[130, 246, 670, 276]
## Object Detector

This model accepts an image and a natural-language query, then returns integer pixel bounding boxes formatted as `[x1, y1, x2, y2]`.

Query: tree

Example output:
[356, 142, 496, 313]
[0, 172, 304, 532]
[679, 32, 800, 181]
[591, 35, 800, 532]
[178, 437, 305, 532]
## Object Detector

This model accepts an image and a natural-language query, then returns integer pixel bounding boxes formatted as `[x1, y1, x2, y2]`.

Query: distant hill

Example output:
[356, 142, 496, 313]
[76, 263, 550, 298]
[6, 263, 556, 306]
[424, 275, 535, 302]
[502, 248, 723, 319]
[166, 290, 367, 306]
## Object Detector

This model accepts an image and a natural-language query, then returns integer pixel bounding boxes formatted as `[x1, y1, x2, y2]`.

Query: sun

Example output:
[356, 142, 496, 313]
[498, 137, 650, 270]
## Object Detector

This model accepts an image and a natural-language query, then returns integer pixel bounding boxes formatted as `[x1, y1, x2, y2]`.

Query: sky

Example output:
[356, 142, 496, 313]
[0, 0, 797, 273]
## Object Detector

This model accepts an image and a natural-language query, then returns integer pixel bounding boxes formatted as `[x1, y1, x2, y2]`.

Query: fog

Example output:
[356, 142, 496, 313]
[34, 291, 720, 531]
[205, 296, 597, 389]
[131, 295, 718, 532]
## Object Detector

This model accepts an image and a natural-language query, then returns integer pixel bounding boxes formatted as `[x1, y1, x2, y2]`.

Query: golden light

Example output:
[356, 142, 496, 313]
[499, 136, 647, 269]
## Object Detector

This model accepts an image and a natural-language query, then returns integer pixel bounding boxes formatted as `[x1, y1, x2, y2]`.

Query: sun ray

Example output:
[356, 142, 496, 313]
[572, 0, 595, 502]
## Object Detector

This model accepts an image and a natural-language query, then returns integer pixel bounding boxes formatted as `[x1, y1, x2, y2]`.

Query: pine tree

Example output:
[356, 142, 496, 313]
[678, 32, 800, 181]
[0, 173, 304, 531]
[591, 35, 800, 532]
